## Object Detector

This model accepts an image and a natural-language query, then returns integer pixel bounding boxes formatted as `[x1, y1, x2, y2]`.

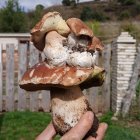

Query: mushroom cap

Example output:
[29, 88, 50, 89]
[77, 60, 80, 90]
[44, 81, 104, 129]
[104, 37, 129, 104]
[31, 12, 70, 51]
[87, 36, 104, 52]
[66, 18, 94, 37]
[19, 61, 105, 91]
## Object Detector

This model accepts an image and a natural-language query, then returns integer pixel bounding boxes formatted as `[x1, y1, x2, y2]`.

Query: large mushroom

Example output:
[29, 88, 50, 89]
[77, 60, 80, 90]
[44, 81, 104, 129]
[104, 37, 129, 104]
[19, 12, 105, 139]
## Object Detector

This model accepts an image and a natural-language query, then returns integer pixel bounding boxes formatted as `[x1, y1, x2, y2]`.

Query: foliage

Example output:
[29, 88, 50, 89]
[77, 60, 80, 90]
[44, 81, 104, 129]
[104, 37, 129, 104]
[118, 0, 136, 5]
[62, 0, 76, 6]
[0, 0, 28, 32]
[127, 80, 140, 122]
[119, 10, 131, 20]
[136, 79, 140, 99]
[62, 0, 71, 6]
[86, 21, 101, 36]
[80, 6, 107, 22]
[80, 7, 94, 21]
[92, 11, 107, 22]
[29, 4, 44, 28]
[134, 2, 140, 15]
[120, 22, 137, 33]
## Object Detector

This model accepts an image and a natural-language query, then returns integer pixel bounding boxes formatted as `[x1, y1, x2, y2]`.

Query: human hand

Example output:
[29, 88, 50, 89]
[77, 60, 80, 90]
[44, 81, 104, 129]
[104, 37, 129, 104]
[36, 111, 108, 140]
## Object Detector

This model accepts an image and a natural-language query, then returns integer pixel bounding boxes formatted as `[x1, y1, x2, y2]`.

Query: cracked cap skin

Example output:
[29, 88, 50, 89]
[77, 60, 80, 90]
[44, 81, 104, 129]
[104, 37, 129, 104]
[19, 61, 105, 91]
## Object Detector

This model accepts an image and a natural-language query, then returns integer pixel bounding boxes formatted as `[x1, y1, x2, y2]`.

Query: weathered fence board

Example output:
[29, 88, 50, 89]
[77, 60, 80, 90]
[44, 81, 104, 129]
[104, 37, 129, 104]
[6, 44, 15, 111]
[86, 52, 99, 113]
[17, 43, 27, 111]
[87, 87, 99, 113]
[40, 52, 51, 112]
[39, 52, 51, 112]
[102, 44, 111, 112]
[29, 43, 39, 112]
[0, 42, 112, 113]
[0, 45, 2, 111]
[39, 90, 50, 112]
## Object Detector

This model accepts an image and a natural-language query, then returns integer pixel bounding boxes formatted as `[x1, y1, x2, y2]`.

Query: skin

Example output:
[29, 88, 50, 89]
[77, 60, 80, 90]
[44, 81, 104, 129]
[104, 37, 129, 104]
[36, 111, 108, 140]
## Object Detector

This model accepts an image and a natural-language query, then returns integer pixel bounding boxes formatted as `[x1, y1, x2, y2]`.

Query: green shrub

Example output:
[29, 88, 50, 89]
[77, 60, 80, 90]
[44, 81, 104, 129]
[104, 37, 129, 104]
[129, 79, 140, 121]
[119, 10, 131, 20]
[80, 7, 94, 21]
[86, 21, 101, 36]
[62, 0, 76, 6]
[120, 22, 136, 33]
[80, 6, 107, 21]
[92, 11, 107, 22]
[136, 79, 140, 97]
[134, 2, 140, 14]
[118, 0, 136, 5]
[62, 0, 71, 6]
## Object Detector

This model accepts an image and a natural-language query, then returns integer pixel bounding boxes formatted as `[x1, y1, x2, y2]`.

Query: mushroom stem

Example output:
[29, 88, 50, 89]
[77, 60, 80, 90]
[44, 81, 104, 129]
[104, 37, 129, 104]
[50, 86, 99, 138]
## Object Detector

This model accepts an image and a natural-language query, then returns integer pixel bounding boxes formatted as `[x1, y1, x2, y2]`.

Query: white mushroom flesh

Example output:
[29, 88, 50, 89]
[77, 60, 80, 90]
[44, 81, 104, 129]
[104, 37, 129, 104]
[66, 33, 97, 67]
[67, 52, 93, 67]
[43, 31, 98, 67]
[43, 31, 69, 66]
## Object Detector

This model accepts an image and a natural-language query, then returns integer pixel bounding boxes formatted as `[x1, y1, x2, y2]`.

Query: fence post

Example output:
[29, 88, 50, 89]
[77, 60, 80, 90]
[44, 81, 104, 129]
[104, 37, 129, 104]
[0, 45, 2, 111]
[6, 44, 15, 111]
[86, 52, 99, 113]
[29, 43, 39, 111]
[17, 43, 27, 111]
[111, 32, 137, 114]
[38, 52, 51, 112]
[39, 90, 50, 112]
[102, 44, 111, 113]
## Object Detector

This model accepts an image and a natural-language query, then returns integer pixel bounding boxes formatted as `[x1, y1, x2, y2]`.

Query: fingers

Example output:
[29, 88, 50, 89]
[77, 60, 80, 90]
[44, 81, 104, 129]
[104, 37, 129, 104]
[36, 122, 57, 140]
[60, 111, 94, 140]
[35, 114, 107, 140]
[86, 123, 108, 140]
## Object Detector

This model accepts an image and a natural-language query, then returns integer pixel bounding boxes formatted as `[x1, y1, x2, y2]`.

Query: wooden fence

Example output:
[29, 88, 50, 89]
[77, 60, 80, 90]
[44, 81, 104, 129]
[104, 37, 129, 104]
[0, 42, 111, 113]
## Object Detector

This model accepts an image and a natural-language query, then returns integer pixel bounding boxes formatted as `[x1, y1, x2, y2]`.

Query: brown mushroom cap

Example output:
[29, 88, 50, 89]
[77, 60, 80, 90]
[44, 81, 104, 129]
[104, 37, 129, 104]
[19, 61, 105, 91]
[87, 36, 104, 52]
[31, 12, 70, 51]
[66, 18, 94, 37]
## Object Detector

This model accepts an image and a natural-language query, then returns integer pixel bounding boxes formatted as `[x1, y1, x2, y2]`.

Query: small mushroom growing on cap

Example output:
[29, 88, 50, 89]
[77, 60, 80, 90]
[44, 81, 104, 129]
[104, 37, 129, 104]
[31, 11, 70, 51]
[67, 18, 104, 52]
[65, 18, 104, 67]
[19, 12, 105, 139]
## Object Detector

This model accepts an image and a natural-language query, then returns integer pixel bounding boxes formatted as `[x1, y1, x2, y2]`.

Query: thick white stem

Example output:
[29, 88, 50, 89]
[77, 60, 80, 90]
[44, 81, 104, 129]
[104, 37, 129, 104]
[50, 86, 98, 138]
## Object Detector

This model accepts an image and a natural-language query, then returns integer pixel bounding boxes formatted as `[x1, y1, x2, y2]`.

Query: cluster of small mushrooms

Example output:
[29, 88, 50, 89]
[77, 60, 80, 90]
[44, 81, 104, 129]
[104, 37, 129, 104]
[19, 12, 105, 139]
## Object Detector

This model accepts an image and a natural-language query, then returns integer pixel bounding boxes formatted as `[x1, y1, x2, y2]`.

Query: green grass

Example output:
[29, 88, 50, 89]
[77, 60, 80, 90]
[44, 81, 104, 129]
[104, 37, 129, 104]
[0, 111, 58, 140]
[100, 112, 140, 140]
[0, 111, 140, 140]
